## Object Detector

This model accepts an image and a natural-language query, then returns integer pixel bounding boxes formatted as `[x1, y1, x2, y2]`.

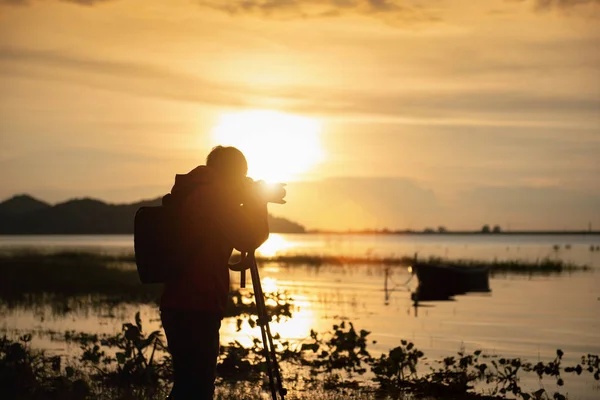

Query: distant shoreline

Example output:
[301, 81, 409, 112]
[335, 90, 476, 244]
[307, 230, 600, 235]
[2, 231, 600, 236]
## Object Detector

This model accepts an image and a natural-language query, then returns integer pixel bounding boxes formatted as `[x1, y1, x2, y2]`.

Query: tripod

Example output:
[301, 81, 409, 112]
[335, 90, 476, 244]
[237, 251, 287, 400]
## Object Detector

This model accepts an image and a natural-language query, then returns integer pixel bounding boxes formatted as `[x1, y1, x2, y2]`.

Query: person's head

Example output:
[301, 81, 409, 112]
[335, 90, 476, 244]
[206, 146, 248, 184]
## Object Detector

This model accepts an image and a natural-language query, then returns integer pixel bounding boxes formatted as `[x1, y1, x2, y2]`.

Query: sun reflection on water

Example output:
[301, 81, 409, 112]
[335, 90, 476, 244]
[221, 296, 316, 349]
[257, 233, 295, 257]
[260, 276, 278, 294]
[221, 263, 317, 349]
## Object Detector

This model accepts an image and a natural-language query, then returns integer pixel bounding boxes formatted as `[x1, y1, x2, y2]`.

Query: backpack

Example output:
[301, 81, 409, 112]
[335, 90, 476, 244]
[134, 203, 186, 284]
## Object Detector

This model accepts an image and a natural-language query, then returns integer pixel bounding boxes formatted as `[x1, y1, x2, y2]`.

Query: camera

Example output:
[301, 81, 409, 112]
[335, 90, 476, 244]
[246, 180, 287, 204]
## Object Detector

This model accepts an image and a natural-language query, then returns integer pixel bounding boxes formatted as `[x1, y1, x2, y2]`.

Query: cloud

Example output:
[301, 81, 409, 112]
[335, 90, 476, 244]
[532, 0, 599, 9]
[454, 185, 600, 230]
[196, 0, 440, 23]
[2, 45, 597, 129]
[280, 177, 443, 230]
[0, 0, 437, 22]
[510, 0, 600, 13]
[305, 88, 599, 122]
[196, 0, 600, 21]
[272, 177, 600, 230]
[0, 46, 251, 107]
[0, 0, 110, 5]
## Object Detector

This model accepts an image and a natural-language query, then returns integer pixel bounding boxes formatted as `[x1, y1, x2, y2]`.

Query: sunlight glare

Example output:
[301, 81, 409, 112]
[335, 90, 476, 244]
[257, 233, 294, 257]
[220, 294, 317, 349]
[260, 277, 279, 294]
[211, 110, 324, 182]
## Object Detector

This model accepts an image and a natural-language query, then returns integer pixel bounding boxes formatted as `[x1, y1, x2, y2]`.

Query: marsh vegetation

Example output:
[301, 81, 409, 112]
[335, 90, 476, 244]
[0, 250, 591, 303]
[1, 246, 598, 399]
[2, 312, 599, 400]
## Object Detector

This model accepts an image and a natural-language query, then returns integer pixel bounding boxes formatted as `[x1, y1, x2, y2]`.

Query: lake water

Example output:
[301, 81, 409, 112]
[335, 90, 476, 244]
[2, 233, 600, 399]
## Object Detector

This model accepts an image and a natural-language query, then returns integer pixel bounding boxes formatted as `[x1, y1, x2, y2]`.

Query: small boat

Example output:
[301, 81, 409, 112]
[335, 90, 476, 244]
[412, 260, 491, 301]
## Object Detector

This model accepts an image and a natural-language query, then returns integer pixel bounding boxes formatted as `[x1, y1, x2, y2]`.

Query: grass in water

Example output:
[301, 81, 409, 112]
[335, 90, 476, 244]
[0, 249, 590, 275]
[2, 314, 598, 400]
[0, 250, 590, 313]
[0, 250, 160, 303]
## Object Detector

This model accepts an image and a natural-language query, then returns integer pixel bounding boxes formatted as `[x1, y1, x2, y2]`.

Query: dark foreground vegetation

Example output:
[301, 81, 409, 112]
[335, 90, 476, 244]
[2, 313, 599, 400]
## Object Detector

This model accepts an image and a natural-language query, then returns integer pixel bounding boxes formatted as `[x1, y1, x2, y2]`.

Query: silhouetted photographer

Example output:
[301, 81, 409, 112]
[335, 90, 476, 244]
[135, 145, 285, 399]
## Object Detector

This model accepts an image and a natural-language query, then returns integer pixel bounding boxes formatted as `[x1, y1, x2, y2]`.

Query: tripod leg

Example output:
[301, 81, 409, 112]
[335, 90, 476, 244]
[252, 273, 286, 398]
[263, 314, 287, 398]
[249, 254, 278, 400]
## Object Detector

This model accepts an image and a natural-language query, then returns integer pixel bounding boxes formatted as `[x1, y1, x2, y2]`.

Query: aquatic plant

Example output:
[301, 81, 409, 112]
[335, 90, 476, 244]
[420, 256, 590, 276]
[0, 249, 590, 296]
[229, 289, 293, 323]
[0, 250, 159, 303]
[370, 340, 424, 391]
[300, 321, 373, 381]
[0, 333, 91, 399]
[3, 312, 600, 400]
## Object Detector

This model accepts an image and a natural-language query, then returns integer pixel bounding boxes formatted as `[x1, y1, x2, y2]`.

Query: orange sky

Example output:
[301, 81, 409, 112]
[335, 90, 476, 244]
[1, 0, 599, 230]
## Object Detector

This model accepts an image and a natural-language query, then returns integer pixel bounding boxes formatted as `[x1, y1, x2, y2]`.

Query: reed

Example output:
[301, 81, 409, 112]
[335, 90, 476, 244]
[417, 256, 590, 275]
[0, 250, 159, 302]
[0, 249, 591, 300]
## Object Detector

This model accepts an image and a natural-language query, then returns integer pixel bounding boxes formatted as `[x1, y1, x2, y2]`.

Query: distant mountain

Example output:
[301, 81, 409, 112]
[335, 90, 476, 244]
[0, 194, 50, 217]
[267, 215, 305, 234]
[0, 194, 305, 234]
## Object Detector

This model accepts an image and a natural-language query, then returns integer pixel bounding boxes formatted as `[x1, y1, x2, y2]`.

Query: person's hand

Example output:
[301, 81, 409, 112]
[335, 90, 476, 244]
[228, 252, 252, 271]
[254, 181, 287, 204]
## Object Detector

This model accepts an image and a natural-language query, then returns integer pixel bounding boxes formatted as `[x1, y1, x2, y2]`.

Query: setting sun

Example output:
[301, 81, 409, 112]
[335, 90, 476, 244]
[211, 110, 324, 183]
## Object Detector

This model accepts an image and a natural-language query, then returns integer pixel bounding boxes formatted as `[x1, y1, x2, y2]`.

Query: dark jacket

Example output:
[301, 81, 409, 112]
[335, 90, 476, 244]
[160, 166, 269, 316]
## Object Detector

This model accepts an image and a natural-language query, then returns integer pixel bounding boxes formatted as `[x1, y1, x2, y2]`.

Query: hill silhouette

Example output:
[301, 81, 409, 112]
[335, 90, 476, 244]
[0, 194, 50, 216]
[0, 194, 305, 234]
